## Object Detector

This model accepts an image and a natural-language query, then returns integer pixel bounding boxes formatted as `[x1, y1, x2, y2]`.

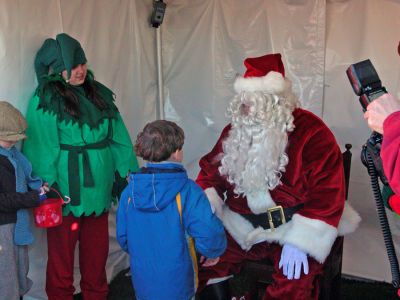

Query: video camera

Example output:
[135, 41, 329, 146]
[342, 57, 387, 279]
[346, 59, 388, 184]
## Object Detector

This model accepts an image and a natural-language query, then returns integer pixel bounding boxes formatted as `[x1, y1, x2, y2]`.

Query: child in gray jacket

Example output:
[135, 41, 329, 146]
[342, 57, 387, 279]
[0, 101, 47, 300]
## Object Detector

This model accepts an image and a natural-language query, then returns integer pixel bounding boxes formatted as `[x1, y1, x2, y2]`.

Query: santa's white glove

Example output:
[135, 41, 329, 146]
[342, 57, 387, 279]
[279, 243, 309, 280]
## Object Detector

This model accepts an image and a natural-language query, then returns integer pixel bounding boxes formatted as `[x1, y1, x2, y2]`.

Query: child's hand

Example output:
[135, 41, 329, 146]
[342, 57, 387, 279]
[41, 182, 50, 193]
[38, 182, 49, 201]
[199, 256, 220, 267]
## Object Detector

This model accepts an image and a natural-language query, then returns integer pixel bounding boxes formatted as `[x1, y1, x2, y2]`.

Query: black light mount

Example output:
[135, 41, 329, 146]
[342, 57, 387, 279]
[150, 0, 166, 28]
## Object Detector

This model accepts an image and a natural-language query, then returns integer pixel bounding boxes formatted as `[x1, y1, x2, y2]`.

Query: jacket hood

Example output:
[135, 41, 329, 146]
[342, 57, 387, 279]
[127, 162, 188, 212]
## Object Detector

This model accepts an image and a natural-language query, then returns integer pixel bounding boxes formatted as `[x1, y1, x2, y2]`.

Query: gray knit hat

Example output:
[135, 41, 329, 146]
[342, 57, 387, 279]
[0, 101, 27, 141]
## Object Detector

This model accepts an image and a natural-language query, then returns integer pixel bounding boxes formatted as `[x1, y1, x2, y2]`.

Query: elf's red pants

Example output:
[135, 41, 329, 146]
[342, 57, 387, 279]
[198, 233, 324, 300]
[46, 213, 109, 300]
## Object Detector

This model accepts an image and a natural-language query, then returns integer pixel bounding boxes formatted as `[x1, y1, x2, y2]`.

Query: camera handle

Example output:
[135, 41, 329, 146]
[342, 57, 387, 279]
[362, 136, 400, 294]
[361, 132, 388, 184]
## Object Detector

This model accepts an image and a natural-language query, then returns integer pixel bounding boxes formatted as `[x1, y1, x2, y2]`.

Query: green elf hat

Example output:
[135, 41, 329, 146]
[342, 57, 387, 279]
[34, 33, 87, 83]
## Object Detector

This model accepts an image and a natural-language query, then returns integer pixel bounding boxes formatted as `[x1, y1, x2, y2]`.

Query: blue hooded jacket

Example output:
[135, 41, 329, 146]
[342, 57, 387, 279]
[116, 162, 226, 300]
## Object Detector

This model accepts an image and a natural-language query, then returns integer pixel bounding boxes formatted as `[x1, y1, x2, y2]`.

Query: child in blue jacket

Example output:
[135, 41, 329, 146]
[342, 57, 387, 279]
[116, 120, 227, 300]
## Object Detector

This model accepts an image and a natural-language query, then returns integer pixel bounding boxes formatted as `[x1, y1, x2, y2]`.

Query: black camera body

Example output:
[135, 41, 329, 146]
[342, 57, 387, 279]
[346, 59, 387, 111]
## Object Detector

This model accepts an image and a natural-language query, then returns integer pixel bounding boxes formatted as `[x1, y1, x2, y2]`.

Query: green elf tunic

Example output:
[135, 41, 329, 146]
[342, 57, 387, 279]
[23, 74, 138, 217]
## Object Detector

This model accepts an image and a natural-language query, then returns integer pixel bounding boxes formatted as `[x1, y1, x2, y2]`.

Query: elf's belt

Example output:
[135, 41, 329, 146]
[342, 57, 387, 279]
[240, 204, 304, 230]
[60, 121, 113, 206]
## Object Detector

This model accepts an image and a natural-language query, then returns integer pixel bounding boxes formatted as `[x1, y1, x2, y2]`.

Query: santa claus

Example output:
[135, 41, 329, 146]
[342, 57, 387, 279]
[196, 53, 360, 300]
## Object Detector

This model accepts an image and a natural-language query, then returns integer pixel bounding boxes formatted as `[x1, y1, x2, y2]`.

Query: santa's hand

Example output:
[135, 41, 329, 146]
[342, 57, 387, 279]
[279, 243, 309, 280]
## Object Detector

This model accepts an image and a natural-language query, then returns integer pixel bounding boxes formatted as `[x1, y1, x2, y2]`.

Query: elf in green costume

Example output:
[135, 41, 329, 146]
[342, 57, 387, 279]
[23, 33, 138, 300]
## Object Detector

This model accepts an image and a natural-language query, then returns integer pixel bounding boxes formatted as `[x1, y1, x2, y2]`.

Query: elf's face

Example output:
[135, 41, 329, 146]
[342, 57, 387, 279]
[62, 63, 87, 86]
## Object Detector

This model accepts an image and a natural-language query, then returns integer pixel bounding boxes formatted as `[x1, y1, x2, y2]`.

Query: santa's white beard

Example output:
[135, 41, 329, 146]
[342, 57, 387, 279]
[219, 90, 298, 197]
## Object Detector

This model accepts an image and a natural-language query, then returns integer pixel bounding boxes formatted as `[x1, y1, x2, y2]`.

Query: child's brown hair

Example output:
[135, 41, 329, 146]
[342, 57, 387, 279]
[134, 120, 184, 162]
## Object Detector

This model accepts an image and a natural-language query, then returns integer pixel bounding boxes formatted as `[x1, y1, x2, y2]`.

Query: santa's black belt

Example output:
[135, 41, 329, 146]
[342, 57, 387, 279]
[240, 204, 304, 230]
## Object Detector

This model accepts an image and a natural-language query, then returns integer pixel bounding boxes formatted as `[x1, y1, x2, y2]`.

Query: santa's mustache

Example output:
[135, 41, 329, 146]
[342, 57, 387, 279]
[230, 94, 259, 117]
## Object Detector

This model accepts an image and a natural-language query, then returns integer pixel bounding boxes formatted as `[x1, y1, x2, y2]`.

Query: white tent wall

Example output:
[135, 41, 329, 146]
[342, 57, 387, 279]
[0, 1, 157, 299]
[0, 0, 399, 299]
[162, 0, 326, 172]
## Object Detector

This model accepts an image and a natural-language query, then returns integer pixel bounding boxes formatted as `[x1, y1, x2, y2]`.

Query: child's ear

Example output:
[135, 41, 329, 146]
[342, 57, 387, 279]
[169, 149, 182, 162]
[171, 150, 179, 160]
[167, 151, 176, 161]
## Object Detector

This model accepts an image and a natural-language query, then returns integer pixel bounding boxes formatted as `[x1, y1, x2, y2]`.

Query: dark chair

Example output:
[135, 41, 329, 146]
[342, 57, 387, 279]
[235, 144, 352, 300]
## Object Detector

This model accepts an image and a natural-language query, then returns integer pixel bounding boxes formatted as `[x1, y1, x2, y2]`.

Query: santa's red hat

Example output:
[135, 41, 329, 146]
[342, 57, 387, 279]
[234, 53, 289, 94]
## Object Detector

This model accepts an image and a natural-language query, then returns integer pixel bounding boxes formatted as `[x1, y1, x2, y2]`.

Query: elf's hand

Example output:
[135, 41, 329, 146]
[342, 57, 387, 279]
[279, 243, 309, 280]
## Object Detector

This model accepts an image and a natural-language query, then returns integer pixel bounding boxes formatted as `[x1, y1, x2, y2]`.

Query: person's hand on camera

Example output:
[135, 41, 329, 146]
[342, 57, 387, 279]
[364, 93, 400, 134]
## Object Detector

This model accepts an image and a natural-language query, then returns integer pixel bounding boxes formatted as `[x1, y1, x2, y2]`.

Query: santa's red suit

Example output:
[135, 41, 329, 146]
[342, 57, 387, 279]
[195, 53, 360, 300]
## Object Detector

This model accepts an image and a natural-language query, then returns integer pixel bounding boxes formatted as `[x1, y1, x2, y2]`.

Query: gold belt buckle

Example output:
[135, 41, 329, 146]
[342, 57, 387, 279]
[267, 205, 286, 230]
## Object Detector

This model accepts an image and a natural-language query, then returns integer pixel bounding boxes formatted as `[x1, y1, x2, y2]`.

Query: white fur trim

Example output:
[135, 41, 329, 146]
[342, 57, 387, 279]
[245, 222, 289, 248]
[220, 205, 290, 250]
[281, 214, 338, 263]
[220, 206, 256, 250]
[219, 202, 342, 263]
[204, 187, 224, 218]
[207, 276, 233, 285]
[234, 71, 288, 94]
[338, 202, 361, 236]
[246, 190, 276, 213]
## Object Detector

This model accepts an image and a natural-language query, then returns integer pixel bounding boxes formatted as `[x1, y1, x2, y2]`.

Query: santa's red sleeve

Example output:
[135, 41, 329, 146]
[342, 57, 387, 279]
[278, 112, 346, 262]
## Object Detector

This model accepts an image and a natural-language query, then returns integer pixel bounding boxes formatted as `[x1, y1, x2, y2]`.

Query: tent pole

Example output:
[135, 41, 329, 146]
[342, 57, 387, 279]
[156, 26, 164, 120]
